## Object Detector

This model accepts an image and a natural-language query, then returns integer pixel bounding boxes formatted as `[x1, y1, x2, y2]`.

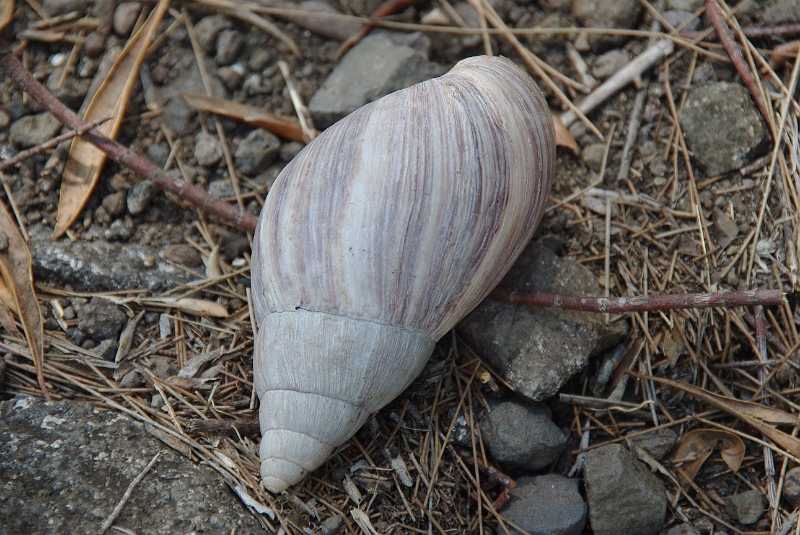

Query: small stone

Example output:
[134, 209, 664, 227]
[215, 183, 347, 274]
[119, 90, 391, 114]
[162, 244, 203, 267]
[280, 141, 304, 162]
[9, 113, 61, 148]
[0, 110, 11, 130]
[502, 475, 587, 535]
[151, 356, 177, 379]
[101, 192, 127, 218]
[661, 524, 701, 535]
[46, 68, 91, 109]
[584, 444, 667, 535]
[662, 10, 700, 32]
[321, 514, 344, 535]
[195, 15, 232, 53]
[216, 30, 243, 66]
[90, 339, 118, 361]
[78, 297, 126, 341]
[208, 179, 234, 198]
[725, 490, 766, 525]
[667, 0, 703, 10]
[118, 370, 143, 388]
[84, 33, 106, 57]
[782, 467, 800, 508]
[592, 49, 631, 80]
[127, 181, 157, 215]
[248, 49, 272, 71]
[480, 401, 566, 470]
[712, 207, 739, 248]
[221, 236, 250, 263]
[110, 172, 134, 192]
[581, 143, 606, 172]
[146, 144, 170, 168]
[113, 2, 141, 37]
[629, 427, 678, 461]
[217, 66, 243, 91]
[763, 0, 800, 25]
[195, 132, 223, 167]
[235, 129, 281, 176]
[42, 0, 88, 15]
[572, 0, 642, 52]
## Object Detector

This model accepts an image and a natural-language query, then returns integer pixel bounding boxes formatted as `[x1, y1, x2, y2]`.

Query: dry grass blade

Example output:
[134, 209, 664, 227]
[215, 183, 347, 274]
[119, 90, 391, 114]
[53, 0, 169, 238]
[0, 0, 14, 31]
[0, 201, 47, 399]
[671, 429, 745, 481]
[138, 297, 229, 317]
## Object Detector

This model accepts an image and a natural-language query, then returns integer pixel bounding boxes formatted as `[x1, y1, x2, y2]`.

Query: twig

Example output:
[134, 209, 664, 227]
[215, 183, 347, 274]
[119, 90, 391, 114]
[489, 287, 785, 313]
[184, 418, 259, 435]
[0, 117, 111, 171]
[99, 452, 161, 534]
[755, 306, 778, 524]
[0, 42, 259, 233]
[681, 22, 800, 42]
[616, 87, 647, 183]
[454, 447, 516, 510]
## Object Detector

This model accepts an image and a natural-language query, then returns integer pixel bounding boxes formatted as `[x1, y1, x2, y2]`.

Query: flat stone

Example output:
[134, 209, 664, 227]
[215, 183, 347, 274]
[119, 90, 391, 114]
[572, 0, 641, 52]
[457, 241, 628, 401]
[725, 489, 766, 525]
[584, 444, 667, 535]
[308, 33, 447, 128]
[680, 82, 770, 176]
[0, 396, 262, 534]
[77, 297, 127, 341]
[502, 474, 587, 535]
[480, 401, 566, 470]
[661, 524, 701, 535]
[9, 112, 62, 148]
[629, 427, 678, 461]
[235, 129, 281, 176]
[195, 131, 223, 167]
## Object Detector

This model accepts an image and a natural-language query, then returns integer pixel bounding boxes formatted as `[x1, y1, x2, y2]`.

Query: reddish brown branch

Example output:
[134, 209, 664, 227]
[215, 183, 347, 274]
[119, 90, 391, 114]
[454, 448, 516, 509]
[0, 42, 259, 233]
[704, 0, 772, 128]
[681, 23, 800, 42]
[490, 286, 785, 314]
[183, 418, 259, 435]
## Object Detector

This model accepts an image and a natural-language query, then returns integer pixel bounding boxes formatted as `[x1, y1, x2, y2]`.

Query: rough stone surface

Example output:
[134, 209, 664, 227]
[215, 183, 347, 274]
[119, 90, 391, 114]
[0, 396, 263, 535]
[235, 129, 281, 176]
[77, 297, 127, 341]
[9, 112, 62, 148]
[782, 467, 800, 508]
[763, 0, 800, 25]
[661, 524, 701, 535]
[572, 0, 642, 52]
[113, 2, 141, 36]
[592, 49, 631, 80]
[41, 0, 88, 15]
[584, 444, 667, 535]
[216, 30, 244, 66]
[195, 15, 232, 53]
[308, 33, 447, 128]
[629, 427, 679, 461]
[680, 83, 770, 175]
[502, 474, 587, 535]
[480, 401, 566, 470]
[457, 241, 628, 401]
[195, 131, 223, 167]
[725, 490, 766, 525]
[666, 0, 703, 10]
[127, 181, 157, 215]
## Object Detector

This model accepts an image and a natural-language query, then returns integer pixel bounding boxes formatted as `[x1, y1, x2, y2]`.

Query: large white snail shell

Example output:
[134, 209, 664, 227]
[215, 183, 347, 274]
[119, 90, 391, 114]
[251, 55, 555, 492]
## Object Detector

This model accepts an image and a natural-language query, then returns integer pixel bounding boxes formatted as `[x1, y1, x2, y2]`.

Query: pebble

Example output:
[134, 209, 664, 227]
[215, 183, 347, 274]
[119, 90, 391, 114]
[763, 0, 800, 24]
[661, 524, 701, 535]
[725, 489, 766, 525]
[592, 49, 632, 80]
[480, 401, 566, 470]
[217, 66, 243, 91]
[629, 427, 678, 461]
[78, 297, 126, 341]
[308, 33, 447, 128]
[457, 241, 627, 401]
[502, 475, 587, 535]
[584, 444, 667, 535]
[680, 82, 770, 176]
[113, 2, 141, 37]
[195, 132, 223, 167]
[572, 0, 642, 52]
[42, 0, 89, 15]
[162, 244, 203, 268]
[90, 339, 118, 361]
[248, 49, 272, 72]
[9, 113, 61, 148]
[194, 15, 232, 53]
[118, 370, 143, 388]
[235, 129, 281, 176]
[280, 141, 304, 162]
[146, 144, 170, 168]
[127, 181, 157, 215]
[216, 29, 244, 66]
[0, 110, 10, 130]
[662, 10, 700, 32]
[321, 514, 344, 535]
[208, 179, 235, 198]
[581, 143, 606, 172]
[712, 207, 739, 248]
[101, 192, 127, 218]
[46, 68, 91, 109]
[783, 467, 800, 508]
[666, 0, 703, 9]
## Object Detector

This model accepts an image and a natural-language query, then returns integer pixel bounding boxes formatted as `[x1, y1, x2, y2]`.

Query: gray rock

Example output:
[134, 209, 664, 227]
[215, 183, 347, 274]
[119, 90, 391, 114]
[78, 297, 126, 341]
[145, 144, 170, 168]
[783, 467, 800, 508]
[195, 15, 232, 53]
[308, 33, 447, 128]
[572, 0, 641, 52]
[584, 444, 667, 535]
[195, 131, 223, 167]
[0, 110, 10, 130]
[280, 140, 304, 162]
[42, 0, 88, 15]
[666, 0, 703, 10]
[581, 143, 606, 172]
[662, 10, 700, 32]
[712, 207, 739, 248]
[90, 338, 118, 361]
[480, 401, 566, 470]
[592, 50, 632, 80]
[101, 191, 128, 218]
[162, 244, 204, 268]
[502, 474, 587, 535]
[9, 112, 61, 148]
[235, 129, 281, 175]
[0, 396, 262, 534]
[680, 82, 770, 176]
[321, 514, 344, 535]
[208, 179, 235, 198]
[725, 489, 766, 525]
[216, 29, 244, 66]
[661, 524, 701, 535]
[47, 68, 91, 108]
[764, 0, 800, 25]
[217, 65, 243, 91]
[629, 427, 678, 461]
[457, 242, 628, 401]
[113, 2, 141, 36]
[127, 180, 157, 215]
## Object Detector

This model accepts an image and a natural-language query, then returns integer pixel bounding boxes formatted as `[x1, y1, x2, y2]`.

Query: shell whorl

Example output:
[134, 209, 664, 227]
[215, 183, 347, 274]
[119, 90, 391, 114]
[252, 55, 555, 492]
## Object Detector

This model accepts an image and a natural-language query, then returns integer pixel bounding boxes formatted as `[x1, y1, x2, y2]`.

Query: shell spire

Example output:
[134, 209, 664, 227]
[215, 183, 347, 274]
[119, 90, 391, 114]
[252, 55, 555, 492]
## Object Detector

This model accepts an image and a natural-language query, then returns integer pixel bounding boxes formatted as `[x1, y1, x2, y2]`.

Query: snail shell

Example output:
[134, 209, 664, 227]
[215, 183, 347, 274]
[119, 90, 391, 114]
[251, 55, 555, 492]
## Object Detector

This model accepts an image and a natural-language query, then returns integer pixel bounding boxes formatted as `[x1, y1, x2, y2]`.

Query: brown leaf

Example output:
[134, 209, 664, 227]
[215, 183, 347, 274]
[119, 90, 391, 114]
[661, 329, 681, 367]
[0, 0, 14, 31]
[53, 0, 169, 237]
[183, 92, 311, 143]
[0, 202, 47, 398]
[552, 113, 579, 155]
[671, 429, 745, 481]
[139, 297, 229, 318]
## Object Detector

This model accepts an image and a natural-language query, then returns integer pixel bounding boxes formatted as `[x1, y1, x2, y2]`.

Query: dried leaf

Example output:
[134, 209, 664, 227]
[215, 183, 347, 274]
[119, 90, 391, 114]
[178, 348, 222, 378]
[0, 0, 14, 31]
[183, 92, 310, 143]
[552, 113, 579, 155]
[115, 310, 144, 363]
[0, 300, 21, 338]
[54, 0, 169, 237]
[350, 509, 380, 535]
[660, 330, 681, 367]
[140, 297, 229, 317]
[166, 375, 214, 390]
[0, 202, 46, 398]
[671, 429, 745, 481]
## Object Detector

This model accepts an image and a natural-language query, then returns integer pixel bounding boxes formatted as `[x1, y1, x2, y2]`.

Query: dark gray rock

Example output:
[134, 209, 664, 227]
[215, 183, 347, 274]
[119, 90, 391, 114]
[127, 180, 157, 215]
[145, 144, 170, 168]
[502, 474, 587, 535]
[712, 207, 739, 248]
[9, 112, 61, 148]
[235, 129, 281, 176]
[78, 297, 127, 341]
[46, 68, 91, 109]
[195, 131, 223, 167]
[280, 140, 304, 162]
[216, 29, 244, 66]
[725, 489, 766, 525]
[308, 33, 447, 128]
[661, 524, 701, 535]
[195, 15, 233, 53]
[0, 396, 262, 535]
[321, 514, 344, 535]
[480, 401, 566, 470]
[764, 0, 800, 25]
[584, 444, 667, 535]
[457, 242, 628, 401]
[680, 82, 770, 176]
[572, 0, 641, 52]
[782, 467, 800, 508]
[629, 428, 679, 461]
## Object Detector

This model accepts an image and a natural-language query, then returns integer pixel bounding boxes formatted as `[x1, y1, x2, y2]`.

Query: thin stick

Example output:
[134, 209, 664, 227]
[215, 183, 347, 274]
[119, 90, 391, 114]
[184, 418, 259, 435]
[99, 452, 161, 534]
[616, 87, 647, 183]
[489, 287, 785, 313]
[755, 306, 778, 524]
